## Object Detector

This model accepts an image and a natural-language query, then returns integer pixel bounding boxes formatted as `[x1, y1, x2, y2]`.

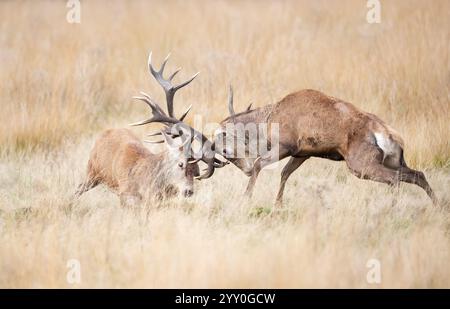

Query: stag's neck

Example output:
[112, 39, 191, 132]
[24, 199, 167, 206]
[135, 150, 177, 193]
[221, 103, 277, 125]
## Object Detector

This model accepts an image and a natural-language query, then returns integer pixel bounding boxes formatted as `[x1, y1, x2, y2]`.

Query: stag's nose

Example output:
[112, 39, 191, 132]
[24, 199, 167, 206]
[183, 189, 194, 198]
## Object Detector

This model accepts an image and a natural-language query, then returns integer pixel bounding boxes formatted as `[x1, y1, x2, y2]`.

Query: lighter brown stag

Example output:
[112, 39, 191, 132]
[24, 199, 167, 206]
[213, 88, 437, 206]
[75, 52, 227, 205]
[76, 128, 199, 205]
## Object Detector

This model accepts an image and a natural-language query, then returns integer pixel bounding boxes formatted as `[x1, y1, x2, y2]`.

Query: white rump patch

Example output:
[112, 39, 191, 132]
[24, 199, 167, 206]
[373, 131, 401, 163]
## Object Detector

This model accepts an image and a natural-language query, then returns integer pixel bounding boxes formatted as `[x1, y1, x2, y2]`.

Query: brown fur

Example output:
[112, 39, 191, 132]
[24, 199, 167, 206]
[76, 128, 199, 206]
[217, 89, 437, 205]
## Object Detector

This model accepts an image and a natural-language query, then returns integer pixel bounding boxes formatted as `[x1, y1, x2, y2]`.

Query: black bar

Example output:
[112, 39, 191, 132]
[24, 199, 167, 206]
[0, 289, 448, 307]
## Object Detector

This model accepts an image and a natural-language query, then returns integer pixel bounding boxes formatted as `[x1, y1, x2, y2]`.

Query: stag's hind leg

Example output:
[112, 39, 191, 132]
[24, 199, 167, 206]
[75, 179, 99, 197]
[75, 173, 100, 197]
[275, 156, 309, 206]
[345, 142, 437, 204]
[396, 166, 437, 204]
[380, 145, 436, 204]
[345, 145, 403, 203]
[75, 160, 101, 197]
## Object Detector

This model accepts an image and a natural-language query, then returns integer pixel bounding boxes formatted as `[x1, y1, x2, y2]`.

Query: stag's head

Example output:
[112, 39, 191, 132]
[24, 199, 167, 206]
[213, 87, 258, 176]
[130, 52, 229, 196]
[159, 131, 200, 197]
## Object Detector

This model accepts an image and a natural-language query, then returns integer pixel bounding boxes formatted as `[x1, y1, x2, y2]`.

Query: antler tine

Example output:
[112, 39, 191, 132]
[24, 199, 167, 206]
[159, 52, 171, 74]
[144, 140, 165, 144]
[174, 71, 200, 91]
[179, 105, 192, 122]
[146, 51, 199, 118]
[227, 84, 235, 120]
[148, 52, 170, 88]
[195, 151, 229, 179]
[172, 124, 229, 180]
[147, 51, 163, 76]
[148, 51, 155, 74]
[129, 95, 180, 127]
[139, 91, 167, 116]
[147, 124, 173, 137]
[192, 85, 233, 179]
[147, 132, 162, 137]
[135, 52, 227, 179]
[214, 157, 229, 167]
[188, 158, 201, 164]
[169, 67, 181, 81]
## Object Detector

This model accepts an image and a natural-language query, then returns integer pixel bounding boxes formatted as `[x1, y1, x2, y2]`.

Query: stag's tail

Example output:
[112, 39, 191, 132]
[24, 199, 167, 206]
[372, 123, 405, 169]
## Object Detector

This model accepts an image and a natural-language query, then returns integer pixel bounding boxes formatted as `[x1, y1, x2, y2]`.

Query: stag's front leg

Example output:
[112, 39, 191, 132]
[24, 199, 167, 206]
[275, 156, 309, 206]
[244, 157, 262, 198]
[244, 155, 277, 198]
[119, 181, 143, 207]
[244, 145, 292, 198]
[119, 192, 143, 208]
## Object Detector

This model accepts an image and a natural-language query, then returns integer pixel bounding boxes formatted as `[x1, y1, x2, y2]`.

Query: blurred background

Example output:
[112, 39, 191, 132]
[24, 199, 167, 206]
[1, 0, 448, 167]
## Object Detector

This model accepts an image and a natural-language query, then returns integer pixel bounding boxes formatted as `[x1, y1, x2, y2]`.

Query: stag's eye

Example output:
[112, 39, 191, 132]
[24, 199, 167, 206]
[178, 162, 184, 168]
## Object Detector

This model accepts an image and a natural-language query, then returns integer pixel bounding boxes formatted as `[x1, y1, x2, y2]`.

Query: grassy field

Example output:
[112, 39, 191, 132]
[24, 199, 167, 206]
[0, 0, 449, 288]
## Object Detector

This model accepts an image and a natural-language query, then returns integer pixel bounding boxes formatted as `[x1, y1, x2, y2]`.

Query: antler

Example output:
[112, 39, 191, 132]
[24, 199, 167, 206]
[173, 123, 229, 180]
[227, 85, 253, 120]
[227, 85, 235, 121]
[148, 52, 199, 118]
[131, 51, 229, 180]
[130, 92, 180, 127]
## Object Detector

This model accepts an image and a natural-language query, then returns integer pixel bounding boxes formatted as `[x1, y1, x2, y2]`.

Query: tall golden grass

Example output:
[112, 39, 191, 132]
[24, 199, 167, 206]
[1, 0, 449, 167]
[0, 0, 449, 288]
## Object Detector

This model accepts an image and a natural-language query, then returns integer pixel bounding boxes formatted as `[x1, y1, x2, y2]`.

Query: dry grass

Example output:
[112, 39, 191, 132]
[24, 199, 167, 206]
[0, 0, 449, 288]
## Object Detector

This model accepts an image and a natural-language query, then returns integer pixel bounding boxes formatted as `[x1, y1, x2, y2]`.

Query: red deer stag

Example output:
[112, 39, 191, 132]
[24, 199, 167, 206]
[76, 128, 199, 206]
[211, 88, 437, 206]
[76, 52, 227, 205]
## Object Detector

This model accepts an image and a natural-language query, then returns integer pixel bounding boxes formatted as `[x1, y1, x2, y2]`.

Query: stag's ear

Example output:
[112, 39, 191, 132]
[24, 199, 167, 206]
[162, 130, 191, 155]
[161, 130, 176, 148]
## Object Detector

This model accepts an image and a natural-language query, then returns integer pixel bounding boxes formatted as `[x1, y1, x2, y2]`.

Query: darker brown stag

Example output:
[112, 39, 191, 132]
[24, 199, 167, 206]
[214, 88, 437, 206]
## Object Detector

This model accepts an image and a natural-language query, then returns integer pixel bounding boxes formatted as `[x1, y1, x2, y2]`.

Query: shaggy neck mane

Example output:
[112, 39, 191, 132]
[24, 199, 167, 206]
[137, 150, 178, 194]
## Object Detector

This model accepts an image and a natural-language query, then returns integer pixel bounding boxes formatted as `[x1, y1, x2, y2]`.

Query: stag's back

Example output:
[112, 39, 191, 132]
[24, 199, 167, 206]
[267, 89, 403, 156]
[88, 128, 152, 191]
